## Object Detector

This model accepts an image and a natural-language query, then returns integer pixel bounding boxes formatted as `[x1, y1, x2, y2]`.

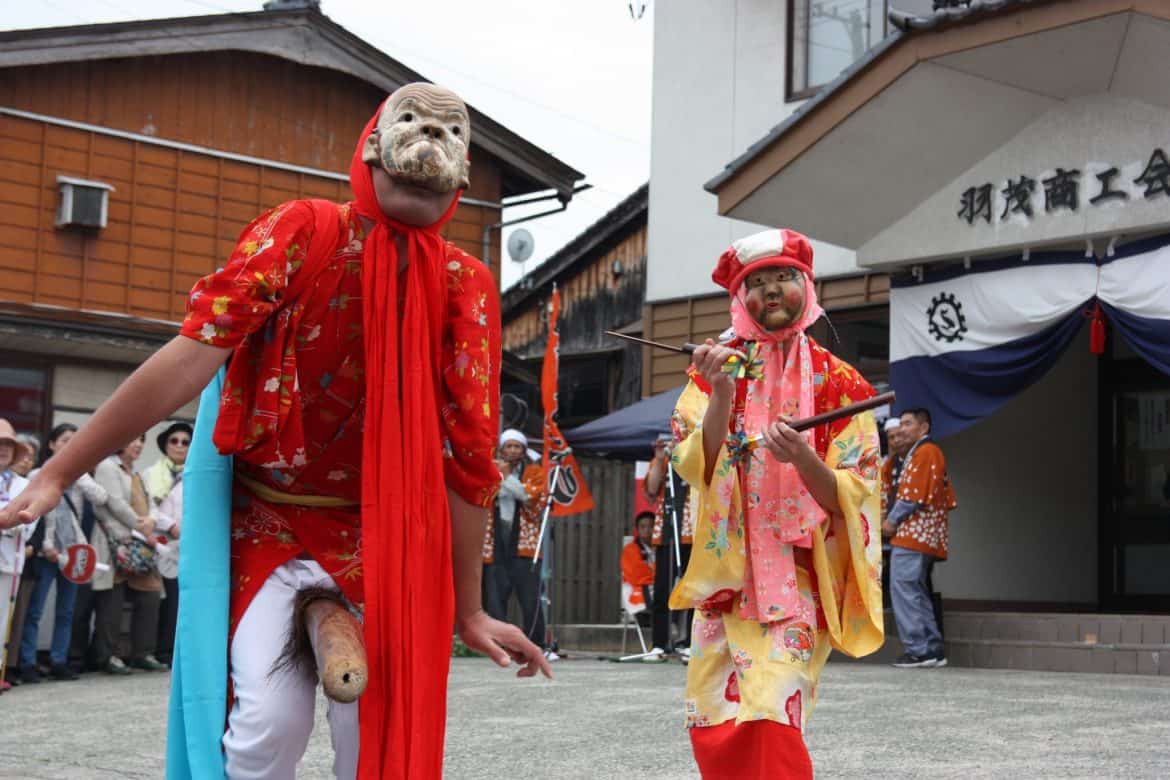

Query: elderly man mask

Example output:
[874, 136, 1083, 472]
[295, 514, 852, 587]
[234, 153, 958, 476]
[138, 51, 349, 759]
[362, 83, 471, 195]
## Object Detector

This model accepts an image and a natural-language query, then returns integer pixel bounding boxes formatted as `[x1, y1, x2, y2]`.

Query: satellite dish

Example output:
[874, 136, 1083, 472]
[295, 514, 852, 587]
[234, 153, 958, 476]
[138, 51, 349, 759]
[507, 229, 535, 264]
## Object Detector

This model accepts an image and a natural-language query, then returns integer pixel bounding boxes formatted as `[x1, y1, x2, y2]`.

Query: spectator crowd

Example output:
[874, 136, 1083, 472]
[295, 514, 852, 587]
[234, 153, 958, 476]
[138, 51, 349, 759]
[2, 404, 958, 699]
[1, 419, 188, 693]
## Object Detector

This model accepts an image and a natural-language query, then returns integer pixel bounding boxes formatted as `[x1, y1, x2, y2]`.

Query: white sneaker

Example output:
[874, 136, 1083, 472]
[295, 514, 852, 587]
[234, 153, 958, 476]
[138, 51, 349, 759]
[676, 646, 691, 660]
[543, 650, 561, 662]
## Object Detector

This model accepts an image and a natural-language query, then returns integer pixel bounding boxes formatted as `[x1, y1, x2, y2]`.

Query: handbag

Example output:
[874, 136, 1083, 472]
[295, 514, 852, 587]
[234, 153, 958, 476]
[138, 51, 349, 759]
[93, 496, 157, 577]
[110, 536, 157, 577]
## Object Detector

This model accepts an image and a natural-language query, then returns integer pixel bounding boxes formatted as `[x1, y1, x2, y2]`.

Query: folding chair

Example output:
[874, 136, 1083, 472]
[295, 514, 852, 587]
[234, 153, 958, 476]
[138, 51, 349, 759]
[617, 536, 661, 662]
[620, 583, 650, 656]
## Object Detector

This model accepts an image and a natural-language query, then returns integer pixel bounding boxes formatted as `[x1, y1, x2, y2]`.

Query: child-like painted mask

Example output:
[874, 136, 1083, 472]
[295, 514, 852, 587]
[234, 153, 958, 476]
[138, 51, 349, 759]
[742, 266, 807, 331]
[711, 229, 816, 333]
[362, 83, 471, 194]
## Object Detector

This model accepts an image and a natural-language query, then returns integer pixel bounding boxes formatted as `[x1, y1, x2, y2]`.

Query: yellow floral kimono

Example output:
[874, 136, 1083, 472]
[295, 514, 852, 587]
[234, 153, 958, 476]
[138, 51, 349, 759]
[668, 352, 884, 734]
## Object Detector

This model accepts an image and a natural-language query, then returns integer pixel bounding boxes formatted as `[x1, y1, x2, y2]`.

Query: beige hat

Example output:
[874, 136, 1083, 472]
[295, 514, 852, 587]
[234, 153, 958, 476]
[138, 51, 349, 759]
[0, 418, 33, 462]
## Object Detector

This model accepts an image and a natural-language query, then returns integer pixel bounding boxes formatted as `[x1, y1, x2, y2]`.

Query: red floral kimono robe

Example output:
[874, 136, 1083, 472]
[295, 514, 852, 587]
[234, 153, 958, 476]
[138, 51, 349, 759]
[179, 200, 500, 633]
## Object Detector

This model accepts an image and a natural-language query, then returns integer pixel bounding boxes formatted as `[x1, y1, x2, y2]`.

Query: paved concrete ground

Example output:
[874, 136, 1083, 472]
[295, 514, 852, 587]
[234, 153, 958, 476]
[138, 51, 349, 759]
[1, 656, 1168, 778]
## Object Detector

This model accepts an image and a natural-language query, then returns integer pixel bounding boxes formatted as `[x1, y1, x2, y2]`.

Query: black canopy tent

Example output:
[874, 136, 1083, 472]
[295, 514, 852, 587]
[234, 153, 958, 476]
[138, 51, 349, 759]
[562, 385, 684, 462]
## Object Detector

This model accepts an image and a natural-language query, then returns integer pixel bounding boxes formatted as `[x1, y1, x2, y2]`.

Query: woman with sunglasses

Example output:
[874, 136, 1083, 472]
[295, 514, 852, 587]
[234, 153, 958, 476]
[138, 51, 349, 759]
[141, 421, 191, 667]
[142, 423, 192, 511]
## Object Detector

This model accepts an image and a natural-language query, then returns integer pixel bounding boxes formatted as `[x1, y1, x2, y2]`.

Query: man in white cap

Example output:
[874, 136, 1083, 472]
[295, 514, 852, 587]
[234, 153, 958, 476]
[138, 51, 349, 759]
[482, 429, 550, 654]
[0, 419, 32, 692]
[881, 417, 908, 519]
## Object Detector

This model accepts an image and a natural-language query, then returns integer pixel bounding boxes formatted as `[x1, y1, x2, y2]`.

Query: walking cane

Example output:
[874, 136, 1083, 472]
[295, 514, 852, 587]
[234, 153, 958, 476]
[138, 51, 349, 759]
[1, 533, 23, 684]
[530, 450, 569, 653]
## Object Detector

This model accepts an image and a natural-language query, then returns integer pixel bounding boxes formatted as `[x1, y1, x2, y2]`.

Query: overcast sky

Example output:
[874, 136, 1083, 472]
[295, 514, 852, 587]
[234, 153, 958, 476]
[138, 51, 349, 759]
[5, 0, 654, 290]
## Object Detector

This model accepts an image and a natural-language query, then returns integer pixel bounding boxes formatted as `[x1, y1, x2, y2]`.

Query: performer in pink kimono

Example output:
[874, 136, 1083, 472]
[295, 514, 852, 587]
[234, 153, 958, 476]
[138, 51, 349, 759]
[668, 229, 885, 778]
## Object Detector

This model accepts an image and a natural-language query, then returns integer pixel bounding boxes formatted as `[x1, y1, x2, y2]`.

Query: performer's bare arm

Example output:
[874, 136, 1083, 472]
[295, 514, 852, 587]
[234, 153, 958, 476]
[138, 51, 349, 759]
[691, 339, 738, 486]
[448, 488, 551, 679]
[0, 336, 230, 529]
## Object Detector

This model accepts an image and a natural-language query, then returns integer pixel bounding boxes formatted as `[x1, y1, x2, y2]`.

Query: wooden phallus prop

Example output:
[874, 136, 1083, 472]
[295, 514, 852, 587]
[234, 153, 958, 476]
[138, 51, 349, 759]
[278, 588, 368, 703]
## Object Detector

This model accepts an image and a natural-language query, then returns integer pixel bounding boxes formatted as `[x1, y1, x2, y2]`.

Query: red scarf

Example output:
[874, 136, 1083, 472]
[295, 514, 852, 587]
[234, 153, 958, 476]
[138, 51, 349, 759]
[350, 113, 461, 779]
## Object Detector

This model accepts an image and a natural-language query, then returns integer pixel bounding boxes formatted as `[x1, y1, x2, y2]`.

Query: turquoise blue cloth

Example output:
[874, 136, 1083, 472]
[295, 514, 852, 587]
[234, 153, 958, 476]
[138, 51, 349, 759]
[166, 368, 232, 780]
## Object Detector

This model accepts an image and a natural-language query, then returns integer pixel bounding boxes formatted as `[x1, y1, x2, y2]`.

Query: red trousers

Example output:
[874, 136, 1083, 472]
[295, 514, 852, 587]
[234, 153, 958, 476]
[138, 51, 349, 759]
[690, 720, 813, 779]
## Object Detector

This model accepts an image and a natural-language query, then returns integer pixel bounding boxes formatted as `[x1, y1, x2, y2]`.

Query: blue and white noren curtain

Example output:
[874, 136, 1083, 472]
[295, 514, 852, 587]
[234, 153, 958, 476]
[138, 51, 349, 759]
[889, 232, 1170, 439]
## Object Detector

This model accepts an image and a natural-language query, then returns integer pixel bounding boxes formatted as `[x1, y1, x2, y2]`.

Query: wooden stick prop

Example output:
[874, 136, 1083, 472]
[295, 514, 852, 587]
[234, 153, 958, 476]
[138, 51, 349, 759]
[604, 331, 699, 354]
[604, 330, 750, 371]
[605, 330, 895, 433]
[788, 391, 895, 432]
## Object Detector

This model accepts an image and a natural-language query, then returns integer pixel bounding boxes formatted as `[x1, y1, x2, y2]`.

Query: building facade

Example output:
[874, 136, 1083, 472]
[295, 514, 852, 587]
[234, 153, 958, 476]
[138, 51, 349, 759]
[0, 6, 581, 461]
[500, 184, 648, 627]
[705, 0, 1170, 672]
[503, 184, 648, 430]
[642, 0, 935, 396]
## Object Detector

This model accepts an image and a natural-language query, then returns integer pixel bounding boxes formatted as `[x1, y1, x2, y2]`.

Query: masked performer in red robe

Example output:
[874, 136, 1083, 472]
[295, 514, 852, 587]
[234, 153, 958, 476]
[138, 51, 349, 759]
[0, 83, 549, 780]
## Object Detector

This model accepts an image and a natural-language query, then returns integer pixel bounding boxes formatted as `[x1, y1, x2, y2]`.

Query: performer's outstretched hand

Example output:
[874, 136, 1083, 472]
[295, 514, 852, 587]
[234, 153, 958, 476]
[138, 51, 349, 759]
[456, 609, 552, 679]
[0, 471, 66, 529]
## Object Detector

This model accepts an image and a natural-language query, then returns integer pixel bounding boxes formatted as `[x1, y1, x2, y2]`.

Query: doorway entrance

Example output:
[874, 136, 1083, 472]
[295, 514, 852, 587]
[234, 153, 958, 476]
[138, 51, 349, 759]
[1101, 348, 1170, 613]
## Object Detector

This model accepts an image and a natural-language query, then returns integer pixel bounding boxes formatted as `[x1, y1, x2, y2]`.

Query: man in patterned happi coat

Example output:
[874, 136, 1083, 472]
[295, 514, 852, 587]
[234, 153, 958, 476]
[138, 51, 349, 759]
[0, 83, 549, 780]
[482, 428, 549, 650]
[883, 407, 957, 669]
[668, 228, 885, 779]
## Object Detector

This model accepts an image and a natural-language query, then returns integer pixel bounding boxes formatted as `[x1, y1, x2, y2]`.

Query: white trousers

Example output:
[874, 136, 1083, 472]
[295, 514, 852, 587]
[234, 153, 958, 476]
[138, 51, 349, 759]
[223, 559, 359, 780]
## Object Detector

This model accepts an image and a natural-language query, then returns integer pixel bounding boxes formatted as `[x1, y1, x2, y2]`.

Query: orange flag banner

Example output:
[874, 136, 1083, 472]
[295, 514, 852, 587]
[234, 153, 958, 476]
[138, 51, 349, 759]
[541, 286, 594, 516]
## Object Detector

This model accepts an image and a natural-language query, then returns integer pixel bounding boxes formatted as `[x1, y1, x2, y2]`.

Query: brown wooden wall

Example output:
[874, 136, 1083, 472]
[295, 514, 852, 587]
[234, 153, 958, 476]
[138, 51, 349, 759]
[0, 53, 382, 174]
[643, 273, 891, 395]
[503, 224, 647, 355]
[0, 112, 500, 322]
[548, 456, 633, 625]
[0, 51, 504, 208]
[497, 456, 632, 626]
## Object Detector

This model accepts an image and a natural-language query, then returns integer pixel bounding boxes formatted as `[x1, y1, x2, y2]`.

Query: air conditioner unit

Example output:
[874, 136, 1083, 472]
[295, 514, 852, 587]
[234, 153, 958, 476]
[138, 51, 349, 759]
[56, 176, 115, 229]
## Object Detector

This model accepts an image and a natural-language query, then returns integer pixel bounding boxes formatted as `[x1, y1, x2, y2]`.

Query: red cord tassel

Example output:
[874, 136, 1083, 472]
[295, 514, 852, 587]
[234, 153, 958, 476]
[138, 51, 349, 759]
[1088, 302, 1107, 355]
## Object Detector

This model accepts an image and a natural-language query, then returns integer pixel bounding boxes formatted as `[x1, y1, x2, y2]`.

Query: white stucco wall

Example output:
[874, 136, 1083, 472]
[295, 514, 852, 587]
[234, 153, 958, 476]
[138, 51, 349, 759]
[53, 362, 199, 467]
[860, 94, 1170, 269]
[934, 327, 1098, 604]
[647, 0, 862, 303]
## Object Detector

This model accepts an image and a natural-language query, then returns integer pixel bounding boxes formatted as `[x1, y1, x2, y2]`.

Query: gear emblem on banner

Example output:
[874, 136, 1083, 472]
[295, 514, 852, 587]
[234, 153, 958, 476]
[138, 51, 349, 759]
[926, 292, 968, 343]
